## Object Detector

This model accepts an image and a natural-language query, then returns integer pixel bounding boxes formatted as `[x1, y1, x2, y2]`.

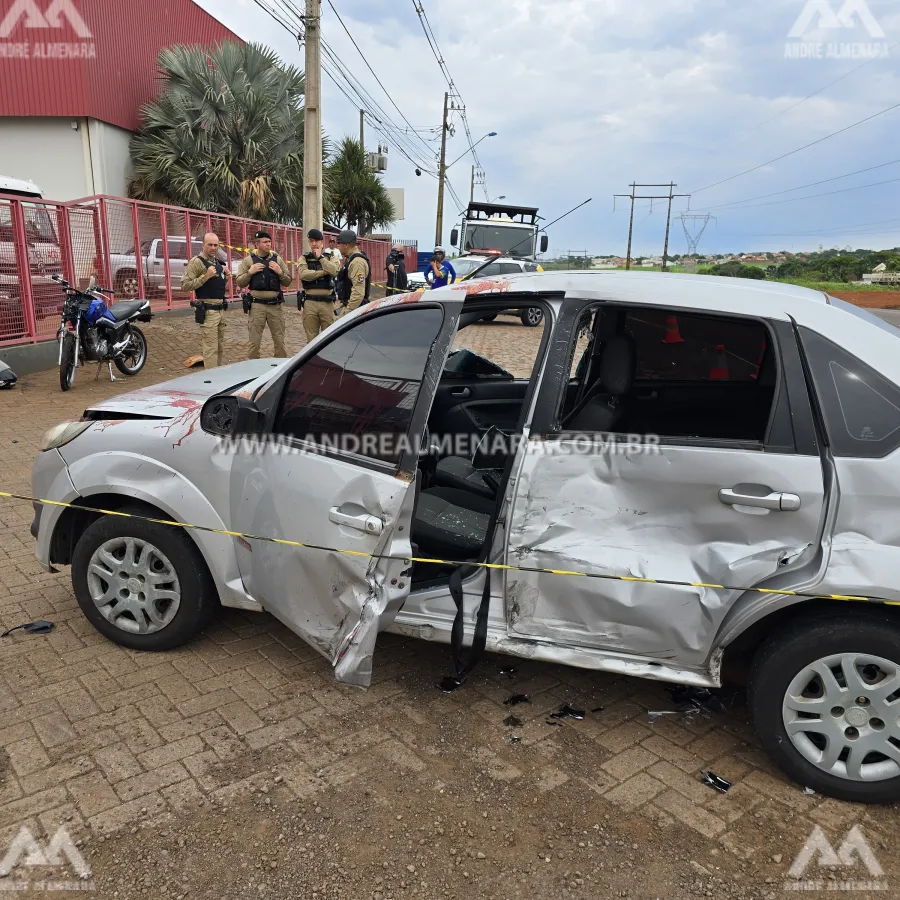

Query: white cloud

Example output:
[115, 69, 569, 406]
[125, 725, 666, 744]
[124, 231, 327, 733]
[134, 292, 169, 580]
[195, 0, 899, 256]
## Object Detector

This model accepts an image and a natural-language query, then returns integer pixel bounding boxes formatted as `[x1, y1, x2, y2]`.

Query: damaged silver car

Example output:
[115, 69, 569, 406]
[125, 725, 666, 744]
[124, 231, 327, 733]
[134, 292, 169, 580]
[32, 272, 900, 803]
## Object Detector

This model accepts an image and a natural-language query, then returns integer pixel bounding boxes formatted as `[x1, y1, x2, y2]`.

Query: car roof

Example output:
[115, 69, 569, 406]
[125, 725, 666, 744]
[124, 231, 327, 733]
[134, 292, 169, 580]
[432, 269, 830, 321]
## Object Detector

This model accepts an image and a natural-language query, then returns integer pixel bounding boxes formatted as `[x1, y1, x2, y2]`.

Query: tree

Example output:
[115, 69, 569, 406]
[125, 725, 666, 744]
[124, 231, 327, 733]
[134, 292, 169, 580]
[325, 138, 395, 232]
[129, 42, 306, 221]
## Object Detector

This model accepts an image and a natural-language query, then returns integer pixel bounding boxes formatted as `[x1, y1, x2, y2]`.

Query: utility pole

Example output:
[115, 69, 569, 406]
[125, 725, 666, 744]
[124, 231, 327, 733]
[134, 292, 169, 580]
[470, 165, 475, 204]
[614, 182, 689, 271]
[661, 182, 674, 272]
[303, 0, 322, 251]
[359, 109, 365, 151]
[435, 91, 449, 247]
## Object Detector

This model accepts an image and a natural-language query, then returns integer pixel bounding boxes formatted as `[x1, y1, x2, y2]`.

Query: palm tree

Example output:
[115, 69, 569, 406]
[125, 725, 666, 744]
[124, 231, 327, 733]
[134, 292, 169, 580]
[325, 138, 395, 233]
[129, 42, 307, 221]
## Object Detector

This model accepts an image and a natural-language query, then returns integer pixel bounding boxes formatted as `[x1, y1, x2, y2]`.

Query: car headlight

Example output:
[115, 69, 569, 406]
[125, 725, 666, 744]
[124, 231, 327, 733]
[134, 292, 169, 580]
[39, 420, 91, 451]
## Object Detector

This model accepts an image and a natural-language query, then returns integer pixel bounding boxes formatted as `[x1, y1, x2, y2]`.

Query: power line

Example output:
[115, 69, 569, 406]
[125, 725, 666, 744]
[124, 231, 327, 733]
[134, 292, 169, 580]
[750, 43, 900, 132]
[411, 0, 489, 200]
[324, 0, 436, 160]
[699, 175, 900, 212]
[690, 100, 900, 196]
[257, 0, 438, 173]
[695, 158, 900, 211]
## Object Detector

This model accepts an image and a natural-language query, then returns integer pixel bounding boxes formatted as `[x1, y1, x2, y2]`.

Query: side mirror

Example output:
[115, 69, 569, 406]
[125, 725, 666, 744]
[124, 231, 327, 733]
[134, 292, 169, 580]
[450, 228, 458, 247]
[540, 234, 549, 254]
[201, 395, 266, 437]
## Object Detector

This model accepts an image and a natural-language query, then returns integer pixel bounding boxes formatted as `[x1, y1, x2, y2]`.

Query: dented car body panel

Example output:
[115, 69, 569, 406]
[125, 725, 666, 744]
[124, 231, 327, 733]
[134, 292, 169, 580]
[30, 271, 900, 689]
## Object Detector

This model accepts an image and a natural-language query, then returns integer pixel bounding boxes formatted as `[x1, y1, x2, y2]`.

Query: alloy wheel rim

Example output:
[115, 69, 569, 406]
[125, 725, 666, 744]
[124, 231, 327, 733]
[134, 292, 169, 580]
[86, 537, 181, 634]
[782, 652, 900, 782]
[120, 332, 146, 371]
[526, 308, 542, 325]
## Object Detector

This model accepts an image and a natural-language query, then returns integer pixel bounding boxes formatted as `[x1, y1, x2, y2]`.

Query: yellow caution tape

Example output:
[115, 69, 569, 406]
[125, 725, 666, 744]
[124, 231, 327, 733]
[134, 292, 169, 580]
[2, 491, 898, 607]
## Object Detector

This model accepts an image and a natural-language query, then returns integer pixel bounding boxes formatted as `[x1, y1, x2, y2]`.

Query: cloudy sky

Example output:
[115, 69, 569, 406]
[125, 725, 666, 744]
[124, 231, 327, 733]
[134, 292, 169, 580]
[196, 0, 899, 258]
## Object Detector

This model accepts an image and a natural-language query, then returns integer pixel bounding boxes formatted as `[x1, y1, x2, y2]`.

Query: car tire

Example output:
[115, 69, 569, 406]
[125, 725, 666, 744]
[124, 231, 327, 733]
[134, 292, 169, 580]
[115, 270, 140, 300]
[71, 507, 218, 651]
[749, 611, 900, 804]
[520, 307, 543, 327]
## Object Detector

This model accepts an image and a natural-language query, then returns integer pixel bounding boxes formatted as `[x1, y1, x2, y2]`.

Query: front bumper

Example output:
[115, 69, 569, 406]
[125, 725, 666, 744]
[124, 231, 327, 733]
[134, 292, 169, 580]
[31, 447, 78, 572]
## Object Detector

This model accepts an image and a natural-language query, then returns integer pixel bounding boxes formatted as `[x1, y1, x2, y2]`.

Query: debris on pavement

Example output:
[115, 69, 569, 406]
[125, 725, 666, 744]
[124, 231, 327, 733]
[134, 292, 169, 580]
[549, 704, 586, 721]
[591, 705, 604, 713]
[701, 771, 732, 793]
[0, 619, 54, 637]
[503, 694, 530, 706]
[439, 676, 464, 693]
[669, 685, 727, 713]
[503, 714, 524, 727]
[499, 665, 518, 678]
[648, 710, 681, 723]
[802, 787, 816, 795]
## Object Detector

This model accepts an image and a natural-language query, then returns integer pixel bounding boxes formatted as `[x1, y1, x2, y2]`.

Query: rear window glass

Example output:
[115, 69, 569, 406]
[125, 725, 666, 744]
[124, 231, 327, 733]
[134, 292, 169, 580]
[624, 310, 768, 382]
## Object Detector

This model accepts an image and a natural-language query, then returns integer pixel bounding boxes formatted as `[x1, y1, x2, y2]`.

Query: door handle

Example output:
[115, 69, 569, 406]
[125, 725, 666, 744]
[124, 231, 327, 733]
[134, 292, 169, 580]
[718, 488, 801, 512]
[329, 507, 383, 535]
[451, 388, 471, 399]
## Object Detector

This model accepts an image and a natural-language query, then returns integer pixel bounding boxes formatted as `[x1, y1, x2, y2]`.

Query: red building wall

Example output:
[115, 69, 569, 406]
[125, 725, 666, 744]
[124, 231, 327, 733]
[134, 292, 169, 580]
[0, 0, 241, 131]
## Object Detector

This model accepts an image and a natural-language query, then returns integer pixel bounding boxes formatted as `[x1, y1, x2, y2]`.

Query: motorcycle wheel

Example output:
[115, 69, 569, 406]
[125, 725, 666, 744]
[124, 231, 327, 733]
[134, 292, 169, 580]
[114, 325, 147, 376]
[59, 333, 76, 392]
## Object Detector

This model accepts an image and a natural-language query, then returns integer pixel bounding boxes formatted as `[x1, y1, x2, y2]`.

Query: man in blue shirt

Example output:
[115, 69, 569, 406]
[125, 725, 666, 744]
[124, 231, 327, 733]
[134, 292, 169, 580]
[425, 247, 456, 289]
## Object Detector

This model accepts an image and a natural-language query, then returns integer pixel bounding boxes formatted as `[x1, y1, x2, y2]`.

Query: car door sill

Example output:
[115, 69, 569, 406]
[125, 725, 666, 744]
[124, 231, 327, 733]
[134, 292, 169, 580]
[387, 612, 717, 688]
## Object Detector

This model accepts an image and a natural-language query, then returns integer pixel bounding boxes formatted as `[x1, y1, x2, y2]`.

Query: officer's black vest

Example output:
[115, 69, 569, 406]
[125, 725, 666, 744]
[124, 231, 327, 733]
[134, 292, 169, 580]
[303, 252, 335, 294]
[192, 257, 227, 301]
[249, 253, 283, 294]
[337, 251, 371, 303]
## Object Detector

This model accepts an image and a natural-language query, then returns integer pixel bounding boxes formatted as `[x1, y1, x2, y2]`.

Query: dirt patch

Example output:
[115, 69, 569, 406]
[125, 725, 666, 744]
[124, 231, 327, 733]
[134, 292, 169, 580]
[828, 290, 900, 309]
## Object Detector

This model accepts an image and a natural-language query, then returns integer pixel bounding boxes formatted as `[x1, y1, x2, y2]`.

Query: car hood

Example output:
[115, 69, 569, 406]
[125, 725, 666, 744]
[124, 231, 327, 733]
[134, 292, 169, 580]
[83, 359, 281, 419]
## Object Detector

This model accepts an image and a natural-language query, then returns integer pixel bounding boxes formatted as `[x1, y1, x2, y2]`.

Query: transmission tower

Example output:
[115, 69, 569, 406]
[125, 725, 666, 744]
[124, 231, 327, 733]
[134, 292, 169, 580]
[681, 213, 714, 255]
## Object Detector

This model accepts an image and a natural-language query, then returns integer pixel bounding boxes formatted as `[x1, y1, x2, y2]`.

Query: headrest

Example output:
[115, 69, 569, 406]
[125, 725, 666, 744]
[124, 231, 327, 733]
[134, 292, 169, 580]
[601, 335, 636, 397]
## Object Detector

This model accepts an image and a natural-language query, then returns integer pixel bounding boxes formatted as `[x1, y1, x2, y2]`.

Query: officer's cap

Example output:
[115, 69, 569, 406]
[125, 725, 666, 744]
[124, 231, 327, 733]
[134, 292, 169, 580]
[337, 229, 358, 245]
[253, 230, 272, 241]
[307, 228, 324, 241]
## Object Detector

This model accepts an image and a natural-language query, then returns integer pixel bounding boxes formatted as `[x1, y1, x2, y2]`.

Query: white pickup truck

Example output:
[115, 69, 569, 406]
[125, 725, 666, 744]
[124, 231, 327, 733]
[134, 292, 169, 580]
[110, 238, 238, 299]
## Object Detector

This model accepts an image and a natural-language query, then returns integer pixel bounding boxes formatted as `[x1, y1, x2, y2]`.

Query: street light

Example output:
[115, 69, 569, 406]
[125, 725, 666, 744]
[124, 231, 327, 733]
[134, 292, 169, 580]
[491, 195, 506, 202]
[438, 131, 497, 245]
[446, 132, 497, 171]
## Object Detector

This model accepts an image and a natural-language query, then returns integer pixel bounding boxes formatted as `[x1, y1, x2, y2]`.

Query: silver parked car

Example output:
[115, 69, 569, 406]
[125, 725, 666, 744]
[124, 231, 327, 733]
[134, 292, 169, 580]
[31, 271, 900, 803]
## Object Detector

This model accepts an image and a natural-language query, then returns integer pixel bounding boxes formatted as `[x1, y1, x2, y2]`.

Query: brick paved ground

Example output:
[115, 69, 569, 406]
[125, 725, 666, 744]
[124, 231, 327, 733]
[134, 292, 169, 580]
[0, 308, 897, 898]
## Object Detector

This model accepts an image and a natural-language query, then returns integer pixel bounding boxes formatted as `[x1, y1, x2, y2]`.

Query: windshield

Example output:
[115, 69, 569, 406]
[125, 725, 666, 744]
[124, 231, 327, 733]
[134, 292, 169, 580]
[448, 258, 484, 277]
[463, 224, 535, 256]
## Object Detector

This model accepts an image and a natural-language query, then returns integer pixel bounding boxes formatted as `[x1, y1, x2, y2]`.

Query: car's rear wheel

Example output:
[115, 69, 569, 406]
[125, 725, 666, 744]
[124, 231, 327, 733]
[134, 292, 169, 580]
[520, 307, 543, 327]
[71, 508, 218, 651]
[749, 612, 900, 803]
[115, 271, 140, 300]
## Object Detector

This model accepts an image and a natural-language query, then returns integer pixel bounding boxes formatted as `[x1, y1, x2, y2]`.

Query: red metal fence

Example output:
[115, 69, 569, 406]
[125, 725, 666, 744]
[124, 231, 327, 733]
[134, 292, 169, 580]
[0, 193, 417, 347]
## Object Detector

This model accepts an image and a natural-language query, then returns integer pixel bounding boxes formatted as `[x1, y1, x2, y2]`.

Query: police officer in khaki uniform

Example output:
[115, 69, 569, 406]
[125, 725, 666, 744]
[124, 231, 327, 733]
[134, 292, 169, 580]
[335, 229, 370, 315]
[181, 232, 231, 368]
[235, 230, 293, 358]
[297, 228, 341, 341]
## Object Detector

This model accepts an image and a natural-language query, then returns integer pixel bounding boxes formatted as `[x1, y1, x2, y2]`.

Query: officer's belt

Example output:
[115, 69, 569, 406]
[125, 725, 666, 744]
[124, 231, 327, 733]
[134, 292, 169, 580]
[250, 295, 283, 305]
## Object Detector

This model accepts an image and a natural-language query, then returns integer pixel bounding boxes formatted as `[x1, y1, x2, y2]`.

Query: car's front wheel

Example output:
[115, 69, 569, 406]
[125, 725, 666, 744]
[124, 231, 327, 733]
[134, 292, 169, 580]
[750, 611, 900, 803]
[71, 508, 218, 651]
[520, 307, 543, 327]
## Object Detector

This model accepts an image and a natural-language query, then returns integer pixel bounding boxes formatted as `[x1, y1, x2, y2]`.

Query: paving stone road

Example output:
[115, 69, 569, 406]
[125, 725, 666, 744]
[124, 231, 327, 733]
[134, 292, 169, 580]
[0, 306, 897, 898]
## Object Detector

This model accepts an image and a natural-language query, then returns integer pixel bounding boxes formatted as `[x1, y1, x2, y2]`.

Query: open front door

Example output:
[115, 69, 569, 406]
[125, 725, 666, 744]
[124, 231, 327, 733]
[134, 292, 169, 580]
[230, 302, 454, 686]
